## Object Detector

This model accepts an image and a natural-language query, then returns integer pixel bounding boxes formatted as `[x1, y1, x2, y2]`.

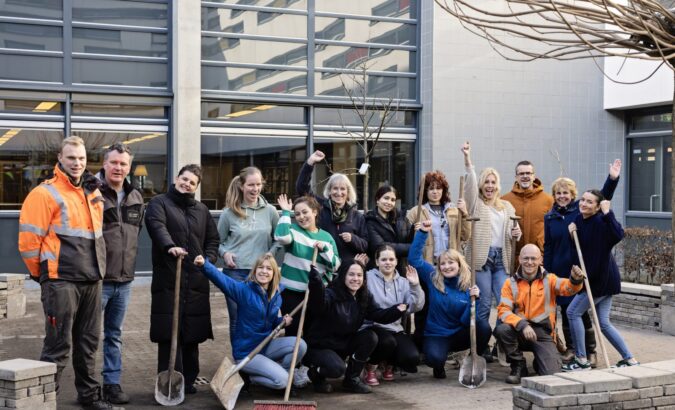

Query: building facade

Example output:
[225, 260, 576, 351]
[0, 0, 669, 272]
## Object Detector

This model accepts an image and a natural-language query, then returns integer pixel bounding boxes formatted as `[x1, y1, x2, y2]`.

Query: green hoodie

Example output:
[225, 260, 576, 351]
[217, 196, 280, 269]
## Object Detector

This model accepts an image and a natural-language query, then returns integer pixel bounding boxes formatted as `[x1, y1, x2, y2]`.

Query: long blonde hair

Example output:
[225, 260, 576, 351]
[247, 253, 281, 301]
[432, 249, 472, 293]
[225, 167, 263, 219]
[478, 167, 506, 211]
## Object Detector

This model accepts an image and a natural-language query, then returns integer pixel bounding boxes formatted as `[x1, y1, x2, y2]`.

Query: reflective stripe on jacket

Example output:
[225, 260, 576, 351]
[497, 267, 582, 334]
[18, 165, 105, 282]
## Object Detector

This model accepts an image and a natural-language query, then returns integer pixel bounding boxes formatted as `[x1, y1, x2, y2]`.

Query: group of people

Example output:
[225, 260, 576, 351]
[17, 137, 638, 409]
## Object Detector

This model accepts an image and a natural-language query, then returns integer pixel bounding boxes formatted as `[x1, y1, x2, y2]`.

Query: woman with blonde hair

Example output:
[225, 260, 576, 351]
[218, 166, 279, 339]
[408, 221, 488, 379]
[194, 252, 307, 391]
[462, 142, 521, 360]
[296, 150, 368, 266]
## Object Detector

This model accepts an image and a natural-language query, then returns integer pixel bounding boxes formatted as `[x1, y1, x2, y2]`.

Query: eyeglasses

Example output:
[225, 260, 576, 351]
[517, 172, 533, 177]
[520, 257, 538, 262]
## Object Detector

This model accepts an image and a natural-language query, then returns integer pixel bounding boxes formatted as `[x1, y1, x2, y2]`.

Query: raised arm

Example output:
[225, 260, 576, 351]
[296, 150, 325, 197]
[408, 223, 436, 285]
[601, 159, 621, 200]
[462, 142, 478, 216]
[273, 194, 294, 245]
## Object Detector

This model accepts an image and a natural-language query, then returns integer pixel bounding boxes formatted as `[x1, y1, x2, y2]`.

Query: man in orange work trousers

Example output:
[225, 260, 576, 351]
[18, 136, 110, 410]
[494, 244, 584, 385]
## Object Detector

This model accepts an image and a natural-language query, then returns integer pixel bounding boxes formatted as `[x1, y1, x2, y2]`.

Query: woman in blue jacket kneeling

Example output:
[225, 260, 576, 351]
[408, 221, 490, 379]
[194, 253, 306, 391]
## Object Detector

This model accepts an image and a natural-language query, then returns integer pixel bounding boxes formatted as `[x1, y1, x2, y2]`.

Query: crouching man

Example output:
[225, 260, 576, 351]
[494, 244, 584, 384]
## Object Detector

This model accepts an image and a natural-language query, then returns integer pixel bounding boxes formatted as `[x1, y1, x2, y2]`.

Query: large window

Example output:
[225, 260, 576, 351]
[627, 110, 672, 213]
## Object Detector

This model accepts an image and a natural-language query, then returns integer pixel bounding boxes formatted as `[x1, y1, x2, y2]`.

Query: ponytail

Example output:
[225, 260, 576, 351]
[225, 167, 263, 219]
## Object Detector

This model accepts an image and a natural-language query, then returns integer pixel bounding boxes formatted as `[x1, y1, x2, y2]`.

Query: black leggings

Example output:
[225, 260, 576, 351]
[368, 327, 420, 372]
[304, 329, 378, 378]
[157, 341, 200, 386]
[280, 288, 311, 337]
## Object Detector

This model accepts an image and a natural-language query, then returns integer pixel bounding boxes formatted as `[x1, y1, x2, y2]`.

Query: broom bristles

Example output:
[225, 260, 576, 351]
[253, 400, 317, 410]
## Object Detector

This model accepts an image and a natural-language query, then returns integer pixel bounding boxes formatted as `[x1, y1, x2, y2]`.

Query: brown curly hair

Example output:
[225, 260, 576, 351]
[418, 170, 451, 205]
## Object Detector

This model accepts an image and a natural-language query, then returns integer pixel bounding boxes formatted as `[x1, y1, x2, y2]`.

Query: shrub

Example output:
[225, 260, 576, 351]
[616, 226, 672, 285]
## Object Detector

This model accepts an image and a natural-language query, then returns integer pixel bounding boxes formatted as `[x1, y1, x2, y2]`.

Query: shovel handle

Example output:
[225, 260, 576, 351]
[509, 216, 522, 275]
[456, 176, 465, 248]
[415, 173, 427, 224]
[572, 231, 611, 369]
[168, 256, 183, 374]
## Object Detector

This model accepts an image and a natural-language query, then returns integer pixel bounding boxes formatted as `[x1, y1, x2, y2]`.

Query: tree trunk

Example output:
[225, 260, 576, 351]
[363, 139, 369, 211]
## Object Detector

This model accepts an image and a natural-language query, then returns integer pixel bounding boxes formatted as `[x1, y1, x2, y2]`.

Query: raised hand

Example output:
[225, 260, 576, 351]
[600, 200, 611, 215]
[609, 159, 622, 180]
[354, 253, 369, 265]
[461, 141, 471, 166]
[308, 150, 326, 166]
[405, 265, 419, 286]
[277, 194, 293, 211]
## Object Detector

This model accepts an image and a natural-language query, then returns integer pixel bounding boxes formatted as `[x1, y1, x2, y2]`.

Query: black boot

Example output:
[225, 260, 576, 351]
[308, 366, 333, 393]
[505, 361, 528, 385]
[342, 357, 371, 394]
[79, 388, 112, 410]
[102, 384, 129, 404]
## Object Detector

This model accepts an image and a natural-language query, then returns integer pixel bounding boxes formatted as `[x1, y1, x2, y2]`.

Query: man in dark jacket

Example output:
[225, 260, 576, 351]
[144, 164, 220, 396]
[96, 143, 144, 404]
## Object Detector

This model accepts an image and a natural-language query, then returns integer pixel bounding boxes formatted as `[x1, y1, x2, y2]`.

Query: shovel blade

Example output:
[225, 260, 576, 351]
[211, 355, 245, 410]
[155, 369, 185, 406]
[458, 355, 487, 389]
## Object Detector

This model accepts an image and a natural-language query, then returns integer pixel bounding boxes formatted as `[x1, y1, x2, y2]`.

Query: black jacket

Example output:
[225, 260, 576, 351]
[145, 185, 220, 344]
[364, 210, 412, 271]
[304, 279, 403, 352]
[295, 162, 368, 265]
[98, 171, 145, 283]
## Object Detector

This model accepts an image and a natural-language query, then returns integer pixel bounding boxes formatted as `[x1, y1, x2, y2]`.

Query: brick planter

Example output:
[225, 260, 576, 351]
[513, 359, 675, 410]
[0, 274, 26, 320]
[0, 359, 57, 409]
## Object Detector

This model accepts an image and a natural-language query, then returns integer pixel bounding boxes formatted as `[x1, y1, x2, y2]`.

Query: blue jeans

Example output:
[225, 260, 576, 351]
[475, 247, 509, 324]
[101, 281, 132, 385]
[223, 268, 250, 341]
[567, 293, 633, 360]
[240, 337, 307, 390]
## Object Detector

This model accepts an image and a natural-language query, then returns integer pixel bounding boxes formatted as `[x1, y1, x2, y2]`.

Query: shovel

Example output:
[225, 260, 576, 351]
[455, 176, 465, 249]
[509, 216, 522, 276]
[572, 230, 611, 369]
[211, 300, 306, 409]
[459, 217, 486, 389]
[155, 255, 185, 406]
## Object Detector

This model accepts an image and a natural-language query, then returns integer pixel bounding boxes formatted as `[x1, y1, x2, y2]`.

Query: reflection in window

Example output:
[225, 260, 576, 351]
[201, 37, 307, 66]
[315, 18, 415, 46]
[73, 28, 168, 58]
[0, 23, 63, 51]
[203, 66, 307, 94]
[313, 140, 415, 210]
[202, 102, 305, 124]
[0, 128, 63, 210]
[72, 0, 168, 28]
[316, 73, 414, 99]
[72, 103, 166, 119]
[73, 59, 167, 88]
[201, 8, 307, 38]
[317, 46, 415, 73]
[72, 130, 168, 200]
[200, 134, 307, 209]
[314, 108, 414, 128]
[630, 111, 672, 132]
[1, 0, 63, 20]
[316, 0, 416, 19]
[0, 99, 62, 115]
[0, 55, 63, 83]
[629, 136, 672, 212]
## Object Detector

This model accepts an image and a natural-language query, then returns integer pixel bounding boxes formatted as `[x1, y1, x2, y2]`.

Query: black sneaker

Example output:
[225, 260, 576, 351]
[433, 367, 446, 379]
[102, 384, 129, 405]
[308, 367, 333, 393]
[80, 399, 113, 410]
[342, 376, 371, 394]
[185, 384, 197, 394]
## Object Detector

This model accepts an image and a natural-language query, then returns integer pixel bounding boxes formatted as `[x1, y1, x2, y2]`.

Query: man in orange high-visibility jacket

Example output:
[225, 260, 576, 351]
[494, 244, 584, 385]
[18, 136, 109, 410]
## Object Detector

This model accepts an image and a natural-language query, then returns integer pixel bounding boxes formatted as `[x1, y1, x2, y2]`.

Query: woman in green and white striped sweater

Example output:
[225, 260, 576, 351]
[275, 194, 341, 336]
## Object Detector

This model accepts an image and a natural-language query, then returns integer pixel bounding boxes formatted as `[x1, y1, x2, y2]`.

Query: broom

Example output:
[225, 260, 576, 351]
[253, 248, 320, 410]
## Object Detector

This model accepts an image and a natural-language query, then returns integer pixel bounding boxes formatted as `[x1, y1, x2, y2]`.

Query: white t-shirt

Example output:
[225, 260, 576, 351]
[489, 205, 505, 248]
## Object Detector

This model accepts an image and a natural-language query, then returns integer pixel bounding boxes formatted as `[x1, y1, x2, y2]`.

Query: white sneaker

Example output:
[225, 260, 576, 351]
[293, 365, 311, 388]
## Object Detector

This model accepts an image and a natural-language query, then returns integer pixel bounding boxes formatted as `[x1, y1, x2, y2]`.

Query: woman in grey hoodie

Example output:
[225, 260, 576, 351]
[362, 245, 425, 385]
[218, 167, 279, 339]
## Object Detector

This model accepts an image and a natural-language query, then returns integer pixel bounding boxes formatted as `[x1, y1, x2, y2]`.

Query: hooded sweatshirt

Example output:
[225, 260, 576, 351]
[217, 195, 279, 269]
[502, 178, 554, 255]
[363, 268, 425, 333]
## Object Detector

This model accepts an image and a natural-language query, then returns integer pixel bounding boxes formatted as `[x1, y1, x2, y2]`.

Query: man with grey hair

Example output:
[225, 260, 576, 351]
[96, 142, 144, 405]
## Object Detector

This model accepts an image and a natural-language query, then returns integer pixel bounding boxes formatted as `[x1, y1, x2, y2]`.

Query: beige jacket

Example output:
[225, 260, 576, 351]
[405, 205, 471, 263]
[464, 165, 517, 274]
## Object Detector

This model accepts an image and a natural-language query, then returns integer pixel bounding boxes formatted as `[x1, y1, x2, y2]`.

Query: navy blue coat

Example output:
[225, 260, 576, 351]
[295, 162, 368, 266]
[543, 176, 618, 279]
[571, 210, 624, 298]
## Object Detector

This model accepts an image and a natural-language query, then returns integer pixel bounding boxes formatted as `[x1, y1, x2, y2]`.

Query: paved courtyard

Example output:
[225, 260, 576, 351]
[2, 279, 674, 410]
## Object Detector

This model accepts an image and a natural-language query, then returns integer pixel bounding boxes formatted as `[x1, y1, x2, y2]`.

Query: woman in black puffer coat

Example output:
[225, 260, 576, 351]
[364, 185, 412, 272]
[145, 164, 220, 394]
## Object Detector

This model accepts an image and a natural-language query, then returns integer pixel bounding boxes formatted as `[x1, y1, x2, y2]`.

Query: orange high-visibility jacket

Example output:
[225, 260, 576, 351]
[18, 165, 106, 282]
[498, 268, 583, 333]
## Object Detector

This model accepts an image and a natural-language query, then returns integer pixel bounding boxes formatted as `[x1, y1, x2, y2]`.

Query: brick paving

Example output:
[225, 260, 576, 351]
[1, 279, 674, 410]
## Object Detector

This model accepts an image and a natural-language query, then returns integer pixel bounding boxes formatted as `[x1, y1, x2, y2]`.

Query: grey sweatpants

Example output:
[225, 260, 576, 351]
[40, 280, 102, 401]
[494, 322, 561, 376]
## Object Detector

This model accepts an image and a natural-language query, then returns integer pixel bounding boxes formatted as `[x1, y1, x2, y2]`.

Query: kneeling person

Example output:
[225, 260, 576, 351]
[494, 244, 584, 384]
